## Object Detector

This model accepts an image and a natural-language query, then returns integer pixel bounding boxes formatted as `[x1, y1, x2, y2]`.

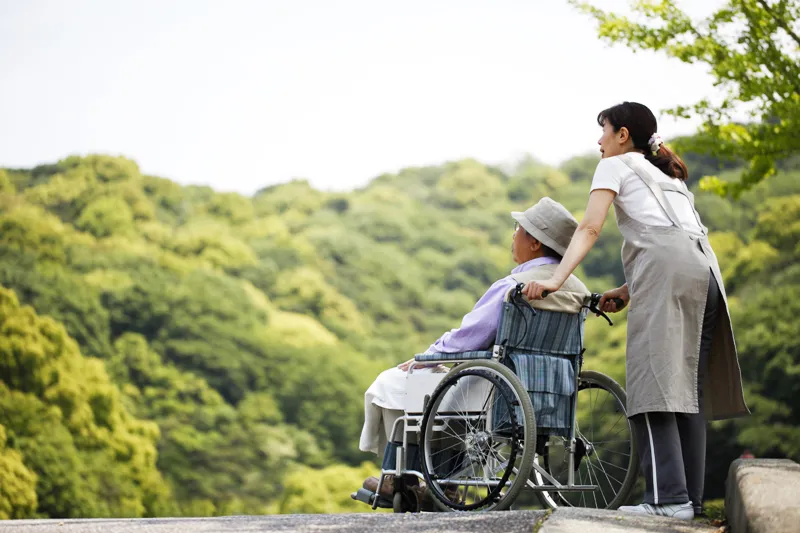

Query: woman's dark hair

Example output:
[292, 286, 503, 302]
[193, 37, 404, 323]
[597, 102, 689, 181]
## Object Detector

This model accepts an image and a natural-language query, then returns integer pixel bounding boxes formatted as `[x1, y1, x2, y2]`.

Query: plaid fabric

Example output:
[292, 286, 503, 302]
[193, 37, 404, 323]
[414, 350, 493, 362]
[505, 350, 575, 436]
[495, 304, 586, 355]
[493, 305, 585, 436]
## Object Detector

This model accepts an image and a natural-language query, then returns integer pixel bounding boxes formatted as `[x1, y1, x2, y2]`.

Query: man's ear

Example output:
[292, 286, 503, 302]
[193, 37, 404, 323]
[530, 237, 542, 252]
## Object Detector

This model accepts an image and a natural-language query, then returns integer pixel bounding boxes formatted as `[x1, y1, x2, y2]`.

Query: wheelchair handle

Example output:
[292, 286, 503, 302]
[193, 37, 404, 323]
[587, 293, 625, 326]
[589, 293, 625, 310]
[542, 290, 624, 310]
[517, 286, 620, 326]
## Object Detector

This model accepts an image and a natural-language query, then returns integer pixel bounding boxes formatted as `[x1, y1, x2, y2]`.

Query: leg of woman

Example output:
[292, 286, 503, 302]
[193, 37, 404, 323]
[676, 269, 720, 516]
[621, 271, 719, 520]
[630, 412, 690, 505]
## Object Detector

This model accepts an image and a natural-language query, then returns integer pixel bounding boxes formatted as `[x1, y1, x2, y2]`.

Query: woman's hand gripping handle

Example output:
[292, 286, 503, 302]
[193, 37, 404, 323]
[597, 284, 629, 313]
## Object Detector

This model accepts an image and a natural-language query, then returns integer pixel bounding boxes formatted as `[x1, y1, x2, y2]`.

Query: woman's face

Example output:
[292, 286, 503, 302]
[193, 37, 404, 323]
[597, 120, 631, 158]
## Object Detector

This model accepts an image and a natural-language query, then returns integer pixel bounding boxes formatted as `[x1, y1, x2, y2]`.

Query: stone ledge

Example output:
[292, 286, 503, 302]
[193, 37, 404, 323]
[540, 507, 717, 533]
[726, 458, 800, 533]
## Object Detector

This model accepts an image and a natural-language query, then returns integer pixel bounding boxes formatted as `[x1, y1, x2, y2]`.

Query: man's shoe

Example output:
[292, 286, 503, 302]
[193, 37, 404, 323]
[444, 484, 461, 504]
[618, 502, 694, 521]
[363, 475, 394, 499]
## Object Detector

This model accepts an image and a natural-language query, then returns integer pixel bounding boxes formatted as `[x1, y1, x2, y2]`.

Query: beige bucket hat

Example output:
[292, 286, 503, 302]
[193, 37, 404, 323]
[511, 197, 578, 256]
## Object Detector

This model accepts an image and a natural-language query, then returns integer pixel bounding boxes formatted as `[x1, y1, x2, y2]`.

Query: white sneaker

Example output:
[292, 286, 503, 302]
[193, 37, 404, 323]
[618, 502, 694, 521]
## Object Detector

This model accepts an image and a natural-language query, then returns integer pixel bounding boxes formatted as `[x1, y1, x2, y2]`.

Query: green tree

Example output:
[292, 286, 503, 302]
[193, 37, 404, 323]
[109, 333, 325, 515]
[0, 285, 172, 517]
[0, 170, 15, 195]
[276, 462, 380, 514]
[0, 424, 38, 519]
[574, 0, 800, 196]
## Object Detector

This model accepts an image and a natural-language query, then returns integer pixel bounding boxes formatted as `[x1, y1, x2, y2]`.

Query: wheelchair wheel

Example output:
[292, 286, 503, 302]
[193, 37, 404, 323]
[535, 370, 638, 510]
[392, 490, 417, 513]
[420, 360, 535, 511]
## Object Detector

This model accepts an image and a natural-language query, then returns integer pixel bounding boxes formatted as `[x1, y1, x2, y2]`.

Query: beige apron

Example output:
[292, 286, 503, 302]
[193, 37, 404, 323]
[616, 154, 748, 420]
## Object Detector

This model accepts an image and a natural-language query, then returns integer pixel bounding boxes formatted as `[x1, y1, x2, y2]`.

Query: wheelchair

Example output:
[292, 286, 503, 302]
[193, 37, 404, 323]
[352, 285, 638, 512]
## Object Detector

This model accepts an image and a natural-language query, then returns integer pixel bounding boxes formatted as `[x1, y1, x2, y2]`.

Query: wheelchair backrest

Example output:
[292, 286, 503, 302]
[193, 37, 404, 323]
[494, 300, 586, 356]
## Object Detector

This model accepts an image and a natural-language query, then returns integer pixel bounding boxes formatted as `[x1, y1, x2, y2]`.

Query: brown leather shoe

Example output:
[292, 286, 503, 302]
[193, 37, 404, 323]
[363, 475, 394, 499]
[416, 483, 461, 511]
[444, 484, 462, 503]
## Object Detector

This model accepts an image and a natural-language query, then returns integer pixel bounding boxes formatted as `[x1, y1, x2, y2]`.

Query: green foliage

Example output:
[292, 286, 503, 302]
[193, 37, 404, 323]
[0, 286, 170, 518]
[0, 170, 15, 195]
[435, 159, 506, 209]
[271, 267, 368, 338]
[573, 0, 800, 196]
[276, 462, 380, 514]
[0, 424, 38, 519]
[731, 263, 800, 458]
[105, 267, 271, 403]
[109, 334, 304, 515]
[77, 197, 136, 238]
[753, 195, 800, 253]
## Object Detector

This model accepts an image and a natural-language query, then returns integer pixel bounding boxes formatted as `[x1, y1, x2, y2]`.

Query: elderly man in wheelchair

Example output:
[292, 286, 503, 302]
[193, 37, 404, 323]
[353, 198, 638, 513]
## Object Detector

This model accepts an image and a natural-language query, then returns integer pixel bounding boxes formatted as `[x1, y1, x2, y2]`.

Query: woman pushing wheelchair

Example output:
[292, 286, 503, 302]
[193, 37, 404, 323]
[523, 101, 749, 520]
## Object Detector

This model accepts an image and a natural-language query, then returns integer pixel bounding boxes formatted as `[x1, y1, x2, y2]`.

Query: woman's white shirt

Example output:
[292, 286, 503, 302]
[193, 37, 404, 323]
[590, 153, 704, 236]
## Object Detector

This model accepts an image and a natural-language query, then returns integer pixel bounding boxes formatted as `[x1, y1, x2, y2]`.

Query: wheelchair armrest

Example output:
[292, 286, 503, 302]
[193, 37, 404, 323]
[414, 350, 494, 362]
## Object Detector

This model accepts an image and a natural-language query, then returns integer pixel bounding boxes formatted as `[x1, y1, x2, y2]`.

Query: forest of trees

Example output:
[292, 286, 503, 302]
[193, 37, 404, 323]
[0, 145, 798, 517]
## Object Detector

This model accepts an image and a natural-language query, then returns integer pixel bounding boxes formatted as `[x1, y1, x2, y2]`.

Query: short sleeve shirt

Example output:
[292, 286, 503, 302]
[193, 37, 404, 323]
[590, 153, 704, 236]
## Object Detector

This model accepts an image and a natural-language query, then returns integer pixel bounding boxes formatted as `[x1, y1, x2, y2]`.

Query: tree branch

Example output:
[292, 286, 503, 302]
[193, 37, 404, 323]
[756, 0, 800, 46]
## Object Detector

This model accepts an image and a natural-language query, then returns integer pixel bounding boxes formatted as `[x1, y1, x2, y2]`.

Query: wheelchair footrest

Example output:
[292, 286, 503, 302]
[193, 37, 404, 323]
[350, 488, 392, 508]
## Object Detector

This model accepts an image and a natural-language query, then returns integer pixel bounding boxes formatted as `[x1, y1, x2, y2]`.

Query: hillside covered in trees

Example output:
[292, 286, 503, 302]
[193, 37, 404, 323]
[0, 149, 798, 517]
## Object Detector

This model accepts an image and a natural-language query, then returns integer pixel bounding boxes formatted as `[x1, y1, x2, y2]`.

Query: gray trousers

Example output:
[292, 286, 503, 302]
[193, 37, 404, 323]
[630, 270, 720, 513]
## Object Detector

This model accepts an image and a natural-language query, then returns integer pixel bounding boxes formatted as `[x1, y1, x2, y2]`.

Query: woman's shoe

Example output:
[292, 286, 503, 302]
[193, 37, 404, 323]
[618, 502, 694, 520]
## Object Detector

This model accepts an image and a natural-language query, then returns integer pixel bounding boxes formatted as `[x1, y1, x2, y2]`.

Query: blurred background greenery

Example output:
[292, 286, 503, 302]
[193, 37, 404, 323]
[0, 0, 798, 519]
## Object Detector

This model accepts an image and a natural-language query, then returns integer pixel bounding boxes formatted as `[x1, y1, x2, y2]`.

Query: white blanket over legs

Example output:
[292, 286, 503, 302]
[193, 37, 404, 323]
[359, 367, 407, 456]
[359, 366, 446, 456]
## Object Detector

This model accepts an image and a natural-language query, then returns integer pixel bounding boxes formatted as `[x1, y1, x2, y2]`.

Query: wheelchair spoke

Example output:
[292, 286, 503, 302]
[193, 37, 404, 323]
[586, 459, 609, 507]
[596, 457, 629, 474]
[587, 459, 600, 508]
[579, 468, 586, 507]
[429, 439, 469, 457]
[597, 448, 631, 458]
[592, 458, 625, 485]
[590, 386, 596, 443]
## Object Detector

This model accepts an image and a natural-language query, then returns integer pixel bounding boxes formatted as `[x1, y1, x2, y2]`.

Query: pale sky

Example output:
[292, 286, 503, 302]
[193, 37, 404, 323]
[0, 0, 722, 194]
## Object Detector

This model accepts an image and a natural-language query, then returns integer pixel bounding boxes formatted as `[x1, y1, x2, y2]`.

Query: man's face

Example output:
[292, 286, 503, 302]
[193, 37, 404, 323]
[512, 222, 535, 264]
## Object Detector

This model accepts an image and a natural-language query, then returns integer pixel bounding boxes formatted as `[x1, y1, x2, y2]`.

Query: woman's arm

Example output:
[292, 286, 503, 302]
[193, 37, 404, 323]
[523, 189, 617, 299]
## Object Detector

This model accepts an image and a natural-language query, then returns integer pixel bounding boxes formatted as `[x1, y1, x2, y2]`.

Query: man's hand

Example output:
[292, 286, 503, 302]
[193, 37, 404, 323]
[398, 358, 447, 372]
[397, 358, 415, 371]
[522, 278, 562, 300]
[598, 284, 630, 313]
